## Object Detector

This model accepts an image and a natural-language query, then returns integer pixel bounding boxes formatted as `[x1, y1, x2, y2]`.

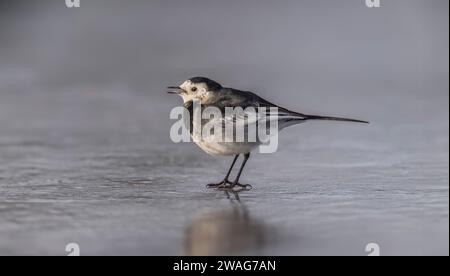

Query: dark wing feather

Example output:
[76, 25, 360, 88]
[217, 89, 368, 124]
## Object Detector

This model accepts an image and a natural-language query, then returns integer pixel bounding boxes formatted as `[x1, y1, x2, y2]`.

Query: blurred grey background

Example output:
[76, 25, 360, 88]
[0, 0, 448, 255]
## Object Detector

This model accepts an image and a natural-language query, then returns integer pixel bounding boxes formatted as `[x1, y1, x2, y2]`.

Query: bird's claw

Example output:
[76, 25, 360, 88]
[206, 180, 232, 189]
[219, 184, 252, 192]
[229, 183, 252, 192]
[207, 181, 252, 191]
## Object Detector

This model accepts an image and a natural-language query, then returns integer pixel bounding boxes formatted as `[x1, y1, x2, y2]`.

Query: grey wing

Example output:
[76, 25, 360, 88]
[204, 89, 307, 142]
[221, 89, 309, 128]
[209, 88, 368, 127]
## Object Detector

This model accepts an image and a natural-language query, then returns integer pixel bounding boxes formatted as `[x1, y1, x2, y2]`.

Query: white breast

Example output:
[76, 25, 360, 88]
[191, 120, 259, 156]
[190, 104, 285, 156]
[195, 139, 259, 156]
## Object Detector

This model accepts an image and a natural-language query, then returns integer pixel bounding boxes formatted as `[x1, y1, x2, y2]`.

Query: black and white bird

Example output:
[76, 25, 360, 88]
[168, 77, 368, 191]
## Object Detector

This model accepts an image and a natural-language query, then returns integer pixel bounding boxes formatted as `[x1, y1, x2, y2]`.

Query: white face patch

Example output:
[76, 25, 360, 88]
[178, 80, 212, 103]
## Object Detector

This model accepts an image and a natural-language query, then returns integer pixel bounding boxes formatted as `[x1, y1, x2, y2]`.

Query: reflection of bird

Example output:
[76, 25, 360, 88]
[168, 77, 368, 190]
[183, 191, 264, 256]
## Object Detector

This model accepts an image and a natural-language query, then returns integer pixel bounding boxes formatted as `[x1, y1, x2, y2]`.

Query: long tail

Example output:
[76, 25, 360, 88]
[302, 114, 369, 124]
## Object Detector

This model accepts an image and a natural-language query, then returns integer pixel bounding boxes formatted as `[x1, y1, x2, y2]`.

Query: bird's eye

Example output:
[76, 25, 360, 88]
[191, 87, 197, 92]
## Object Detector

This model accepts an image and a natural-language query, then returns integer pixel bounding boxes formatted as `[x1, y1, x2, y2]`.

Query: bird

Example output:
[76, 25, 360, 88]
[167, 77, 368, 191]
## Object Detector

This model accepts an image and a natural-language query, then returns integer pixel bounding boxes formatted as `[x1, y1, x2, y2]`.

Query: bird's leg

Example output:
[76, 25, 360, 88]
[206, 155, 239, 189]
[229, 153, 252, 191]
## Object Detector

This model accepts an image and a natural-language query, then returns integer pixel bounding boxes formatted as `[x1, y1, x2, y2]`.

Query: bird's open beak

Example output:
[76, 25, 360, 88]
[167, 86, 184, 94]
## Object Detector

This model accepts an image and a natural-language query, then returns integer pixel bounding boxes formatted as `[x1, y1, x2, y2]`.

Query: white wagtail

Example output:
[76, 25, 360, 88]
[168, 77, 368, 190]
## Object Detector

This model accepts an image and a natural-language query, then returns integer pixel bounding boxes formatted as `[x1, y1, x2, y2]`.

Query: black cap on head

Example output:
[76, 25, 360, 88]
[189, 77, 223, 91]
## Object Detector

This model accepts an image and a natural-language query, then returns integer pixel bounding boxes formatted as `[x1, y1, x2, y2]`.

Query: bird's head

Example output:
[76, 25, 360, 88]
[167, 77, 222, 103]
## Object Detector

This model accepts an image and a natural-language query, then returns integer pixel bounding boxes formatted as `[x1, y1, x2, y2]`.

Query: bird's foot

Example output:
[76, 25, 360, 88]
[206, 180, 232, 189]
[206, 181, 252, 191]
[228, 183, 253, 192]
